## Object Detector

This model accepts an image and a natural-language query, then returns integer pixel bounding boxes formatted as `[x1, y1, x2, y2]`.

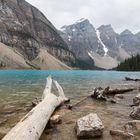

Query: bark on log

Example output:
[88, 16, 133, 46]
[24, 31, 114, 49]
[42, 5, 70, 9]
[105, 88, 135, 95]
[125, 77, 140, 82]
[3, 76, 68, 140]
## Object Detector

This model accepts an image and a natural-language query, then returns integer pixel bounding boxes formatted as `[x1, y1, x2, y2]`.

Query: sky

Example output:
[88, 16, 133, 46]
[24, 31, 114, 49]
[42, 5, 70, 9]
[26, 0, 140, 34]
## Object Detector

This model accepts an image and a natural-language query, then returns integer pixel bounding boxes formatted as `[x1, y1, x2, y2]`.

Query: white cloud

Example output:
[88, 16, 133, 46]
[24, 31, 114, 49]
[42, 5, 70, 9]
[26, 0, 140, 33]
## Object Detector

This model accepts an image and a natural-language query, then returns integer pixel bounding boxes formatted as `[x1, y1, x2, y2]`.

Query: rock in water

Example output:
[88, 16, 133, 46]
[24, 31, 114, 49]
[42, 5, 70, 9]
[133, 94, 140, 106]
[50, 115, 62, 125]
[75, 113, 104, 138]
[130, 106, 140, 119]
[124, 120, 140, 133]
[110, 130, 135, 140]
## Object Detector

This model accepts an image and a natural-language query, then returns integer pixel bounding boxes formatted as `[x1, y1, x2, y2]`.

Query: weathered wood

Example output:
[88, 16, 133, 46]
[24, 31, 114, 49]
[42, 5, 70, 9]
[106, 88, 135, 95]
[91, 87, 135, 101]
[3, 76, 68, 140]
[91, 87, 108, 101]
[125, 77, 140, 82]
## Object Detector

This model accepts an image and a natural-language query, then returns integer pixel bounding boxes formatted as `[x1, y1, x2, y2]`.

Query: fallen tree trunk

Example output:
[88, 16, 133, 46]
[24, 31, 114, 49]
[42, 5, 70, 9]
[69, 87, 135, 108]
[91, 87, 135, 101]
[125, 77, 140, 82]
[3, 76, 69, 140]
[106, 88, 135, 95]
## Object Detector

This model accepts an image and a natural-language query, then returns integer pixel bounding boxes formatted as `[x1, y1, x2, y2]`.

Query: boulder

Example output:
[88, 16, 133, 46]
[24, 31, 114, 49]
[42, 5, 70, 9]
[133, 94, 140, 106]
[110, 130, 135, 140]
[75, 113, 104, 138]
[130, 106, 140, 119]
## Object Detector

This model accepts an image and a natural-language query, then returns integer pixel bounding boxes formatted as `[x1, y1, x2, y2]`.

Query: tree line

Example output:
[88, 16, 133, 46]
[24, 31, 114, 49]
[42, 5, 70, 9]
[116, 54, 140, 71]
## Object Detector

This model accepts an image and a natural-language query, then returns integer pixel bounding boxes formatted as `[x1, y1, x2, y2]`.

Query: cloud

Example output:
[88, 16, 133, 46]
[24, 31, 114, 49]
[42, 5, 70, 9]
[26, 0, 140, 33]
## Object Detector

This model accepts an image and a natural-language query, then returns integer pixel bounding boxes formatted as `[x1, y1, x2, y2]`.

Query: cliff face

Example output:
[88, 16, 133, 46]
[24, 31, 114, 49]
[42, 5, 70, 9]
[119, 30, 140, 55]
[0, 0, 74, 67]
[60, 19, 102, 61]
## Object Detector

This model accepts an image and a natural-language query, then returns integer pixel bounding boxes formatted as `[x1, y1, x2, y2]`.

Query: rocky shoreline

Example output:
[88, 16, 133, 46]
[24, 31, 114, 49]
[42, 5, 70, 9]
[0, 81, 140, 140]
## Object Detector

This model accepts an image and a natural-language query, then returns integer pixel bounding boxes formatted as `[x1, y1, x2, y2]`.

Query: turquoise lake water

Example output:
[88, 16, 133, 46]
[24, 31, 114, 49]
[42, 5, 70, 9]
[0, 70, 140, 95]
[0, 70, 140, 103]
[0, 70, 140, 140]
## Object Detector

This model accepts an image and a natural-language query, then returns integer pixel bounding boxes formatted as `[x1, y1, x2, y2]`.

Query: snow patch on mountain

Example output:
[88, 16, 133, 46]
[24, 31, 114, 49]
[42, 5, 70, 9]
[96, 30, 108, 56]
[72, 28, 76, 32]
[68, 35, 72, 41]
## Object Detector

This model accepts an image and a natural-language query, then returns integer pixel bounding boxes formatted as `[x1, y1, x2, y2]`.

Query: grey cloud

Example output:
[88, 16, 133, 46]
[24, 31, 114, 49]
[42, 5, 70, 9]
[27, 0, 140, 33]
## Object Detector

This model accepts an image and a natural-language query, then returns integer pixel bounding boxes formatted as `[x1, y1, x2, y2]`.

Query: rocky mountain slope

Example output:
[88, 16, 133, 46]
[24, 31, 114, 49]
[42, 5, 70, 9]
[32, 48, 72, 70]
[60, 19, 103, 69]
[0, 0, 75, 69]
[60, 19, 140, 69]
[0, 42, 30, 69]
[0, 42, 72, 70]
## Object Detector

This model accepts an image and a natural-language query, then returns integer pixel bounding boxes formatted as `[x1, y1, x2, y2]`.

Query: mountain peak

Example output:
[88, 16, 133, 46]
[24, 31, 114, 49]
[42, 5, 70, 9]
[120, 29, 133, 35]
[60, 18, 91, 32]
[61, 18, 90, 27]
[98, 24, 113, 30]
[135, 31, 140, 36]
[97, 24, 115, 34]
[75, 18, 89, 24]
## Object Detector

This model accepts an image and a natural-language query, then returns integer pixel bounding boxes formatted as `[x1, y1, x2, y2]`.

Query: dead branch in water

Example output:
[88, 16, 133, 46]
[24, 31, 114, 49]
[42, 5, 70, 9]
[91, 86, 136, 101]
[125, 77, 140, 82]
[68, 86, 136, 109]
[105, 88, 135, 95]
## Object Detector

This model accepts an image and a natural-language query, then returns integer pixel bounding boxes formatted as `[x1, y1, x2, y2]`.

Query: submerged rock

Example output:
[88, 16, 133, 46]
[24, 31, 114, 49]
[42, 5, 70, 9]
[115, 94, 124, 99]
[0, 119, 7, 126]
[75, 113, 104, 138]
[133, 94, 140, 106]
[124, 120, 140, 133]
[110, 130, 135, 140]
[50, 115, 62, 125]
[0, 132, 6, 139]
[130, 106, 140, 119]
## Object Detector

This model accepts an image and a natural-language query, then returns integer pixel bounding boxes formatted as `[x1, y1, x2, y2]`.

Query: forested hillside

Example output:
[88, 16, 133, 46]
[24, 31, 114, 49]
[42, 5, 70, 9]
[116, 55, 140, 71]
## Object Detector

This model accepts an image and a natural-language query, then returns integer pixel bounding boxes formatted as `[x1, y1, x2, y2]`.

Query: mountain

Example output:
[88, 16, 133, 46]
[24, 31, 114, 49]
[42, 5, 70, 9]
[0, 0, 75, 69]
[60, 19, 100, 59]
[60, 19, 140, 69]
[60, 19, 105, 69]
[120, 30, 140, 55]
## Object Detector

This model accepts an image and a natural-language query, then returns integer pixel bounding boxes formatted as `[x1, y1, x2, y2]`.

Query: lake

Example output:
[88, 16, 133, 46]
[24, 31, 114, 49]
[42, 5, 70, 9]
[0, 70, 140, 140]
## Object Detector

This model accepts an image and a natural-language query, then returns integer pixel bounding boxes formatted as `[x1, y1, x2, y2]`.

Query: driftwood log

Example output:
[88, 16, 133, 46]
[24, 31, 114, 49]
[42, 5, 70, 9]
[91, 86, 135, 101]
[68, 86, 136, 109]
[105, 88, 135, 95]
[125, 77, 140, 82]
[3, 76, 69, 140]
